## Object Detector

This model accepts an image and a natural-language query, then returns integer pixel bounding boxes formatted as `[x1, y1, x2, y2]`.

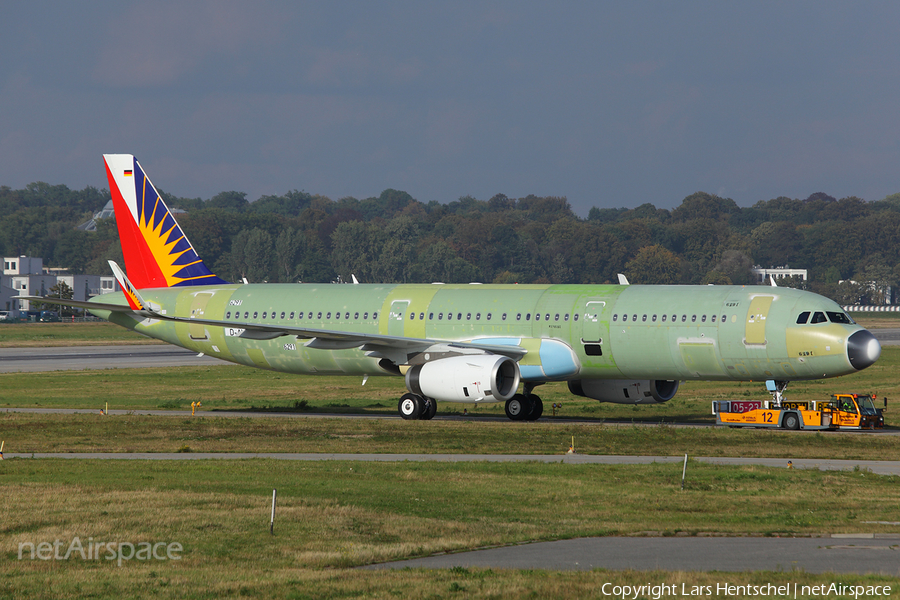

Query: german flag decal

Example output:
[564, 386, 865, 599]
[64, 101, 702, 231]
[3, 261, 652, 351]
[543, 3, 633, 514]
[124, 170, 133, 176]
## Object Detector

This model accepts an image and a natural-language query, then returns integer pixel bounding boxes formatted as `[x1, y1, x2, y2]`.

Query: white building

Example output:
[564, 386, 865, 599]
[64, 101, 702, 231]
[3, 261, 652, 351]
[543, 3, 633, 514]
[751, 266, 808, 285]
[3, 256, 43, 276]
[0, 274, 20, 313]
[3, 256, 119, 311]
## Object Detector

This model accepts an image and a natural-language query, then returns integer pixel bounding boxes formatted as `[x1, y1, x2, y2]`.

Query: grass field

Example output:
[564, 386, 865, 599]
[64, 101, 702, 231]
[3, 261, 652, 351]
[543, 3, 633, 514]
[0, 321, 161, 347]
[2, 412, 900, 460]
[2, 459, 898, 599]
[2, 319, 899, 598]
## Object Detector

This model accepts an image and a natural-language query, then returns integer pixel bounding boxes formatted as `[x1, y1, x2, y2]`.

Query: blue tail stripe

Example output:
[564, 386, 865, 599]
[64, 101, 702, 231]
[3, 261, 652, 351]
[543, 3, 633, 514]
[164, 225, 184, 246]
[173, 262, 216, 280]
[172, 248, 200, 266]
[170, 238, 192, 256]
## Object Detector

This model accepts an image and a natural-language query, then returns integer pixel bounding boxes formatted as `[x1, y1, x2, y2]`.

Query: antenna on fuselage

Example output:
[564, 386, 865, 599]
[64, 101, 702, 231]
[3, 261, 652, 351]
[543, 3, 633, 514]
[617, 274, 630, 285]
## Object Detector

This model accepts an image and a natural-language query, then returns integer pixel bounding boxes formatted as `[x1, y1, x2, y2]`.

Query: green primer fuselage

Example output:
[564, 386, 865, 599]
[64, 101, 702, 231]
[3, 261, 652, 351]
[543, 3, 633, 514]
[92, 282, 862, 384]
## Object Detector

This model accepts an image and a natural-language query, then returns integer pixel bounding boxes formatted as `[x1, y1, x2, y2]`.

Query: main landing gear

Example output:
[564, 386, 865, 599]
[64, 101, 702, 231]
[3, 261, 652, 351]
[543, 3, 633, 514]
[504, 384, 543, 421]
[398, 393, 437, 421]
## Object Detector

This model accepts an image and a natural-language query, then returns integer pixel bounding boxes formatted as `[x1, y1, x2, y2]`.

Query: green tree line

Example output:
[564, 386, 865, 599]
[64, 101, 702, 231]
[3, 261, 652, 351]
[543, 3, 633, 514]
[3, 182, 900, 305]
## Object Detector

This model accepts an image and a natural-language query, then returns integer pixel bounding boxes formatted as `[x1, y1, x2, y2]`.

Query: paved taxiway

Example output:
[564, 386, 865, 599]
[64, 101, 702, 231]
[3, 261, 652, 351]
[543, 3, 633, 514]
[0, 344, 226, 373]
[368, 535, 900, 575]
[4, 451, 900, 475]
[1, 327, 898, 373]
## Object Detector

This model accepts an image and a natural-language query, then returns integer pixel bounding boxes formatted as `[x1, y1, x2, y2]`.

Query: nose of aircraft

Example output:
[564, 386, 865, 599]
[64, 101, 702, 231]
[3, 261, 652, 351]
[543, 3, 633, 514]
[847, 329, 881, 371]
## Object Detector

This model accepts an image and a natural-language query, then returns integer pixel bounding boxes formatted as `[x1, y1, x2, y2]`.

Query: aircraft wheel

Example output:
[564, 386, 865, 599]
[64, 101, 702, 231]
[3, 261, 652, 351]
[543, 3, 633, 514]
[782, 412, 800, 430]
[505, 394, 532, 420]
[399, 393, 424, 420]
[420, 397, 438, 420]
[526, 395, 543, 421]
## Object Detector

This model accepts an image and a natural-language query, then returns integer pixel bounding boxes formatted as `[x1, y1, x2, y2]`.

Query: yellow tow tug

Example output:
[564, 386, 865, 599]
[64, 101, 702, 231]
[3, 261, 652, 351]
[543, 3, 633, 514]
[713, 381, 884, 431]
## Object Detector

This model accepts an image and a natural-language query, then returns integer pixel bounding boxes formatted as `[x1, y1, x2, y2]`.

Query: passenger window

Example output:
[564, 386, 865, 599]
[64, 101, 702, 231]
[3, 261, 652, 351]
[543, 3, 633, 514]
[373, 312, 378, 319]
[711, 315, 716, 323]
[487, 313, 492, 320]
[289, 312, 294, 319]
[525, 313, 530, 321]
[262, 312, 267, 319]
[447, 313, 452, 321]
[721, 314, 726, 322]
[439, 313, 444, 320]
[457, 313, 462, 320]
[345, 312, 350, 319]
[555, 314, 559, 321]
[253, 312, 259, 319]
[467, 313, 472, 320]
[701, 315, 706, 323]
[281, 312, 285, 319]
[811, 312, 827, 324]
[652, 315, 657, 322]
[476, 313, 481, 320]
[632, 314, 637, 322]
[409, 313, 415, 320]
[662, 315, 667, 322]
[612, 314, 617, 322]
[354, 312, 359, 319]
[326, 312, 331, 319]
[243, 312, 248, 319]
[796, 311, 810, 324]
[226, 311, 231, 318]
[420, 313, 425, 320]
[681, 315, 686, 322]
[564, 314, 569, 321]
[642, 314, 647, 322]
[363, 312, 368, 319]
[574, 314, 578, 321]
[428, 312, 433, 320]
[516, 313, 521, 321]
[502, 313, 507, 321]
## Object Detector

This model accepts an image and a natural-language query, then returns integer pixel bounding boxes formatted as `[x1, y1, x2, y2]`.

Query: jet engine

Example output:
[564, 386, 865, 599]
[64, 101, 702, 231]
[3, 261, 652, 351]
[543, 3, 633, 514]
[568, 379, 679, 405]
[405, 355, 520, 403]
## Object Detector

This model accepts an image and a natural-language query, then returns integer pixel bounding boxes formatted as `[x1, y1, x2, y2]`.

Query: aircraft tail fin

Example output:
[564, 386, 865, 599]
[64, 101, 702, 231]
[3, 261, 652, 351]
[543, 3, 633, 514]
[103, 154, 228, 289]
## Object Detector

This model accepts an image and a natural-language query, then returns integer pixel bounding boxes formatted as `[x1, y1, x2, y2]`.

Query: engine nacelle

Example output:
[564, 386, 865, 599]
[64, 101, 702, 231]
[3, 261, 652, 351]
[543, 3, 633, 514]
[568, 379, 679, 405]
[406, 355, 520, 403]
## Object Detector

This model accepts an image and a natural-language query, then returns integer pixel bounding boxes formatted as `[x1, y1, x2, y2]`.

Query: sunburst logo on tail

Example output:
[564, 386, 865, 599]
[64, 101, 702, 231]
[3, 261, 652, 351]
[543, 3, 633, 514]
[104, 154, 228, 289]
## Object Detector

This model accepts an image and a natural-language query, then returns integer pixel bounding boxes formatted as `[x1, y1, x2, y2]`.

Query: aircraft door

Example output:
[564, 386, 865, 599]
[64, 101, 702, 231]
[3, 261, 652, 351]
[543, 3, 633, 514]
[389, 300, 409, 337]
[581, 300, 605, 356]
[744, 295, 774, 346]
[189, 292, 214, 341]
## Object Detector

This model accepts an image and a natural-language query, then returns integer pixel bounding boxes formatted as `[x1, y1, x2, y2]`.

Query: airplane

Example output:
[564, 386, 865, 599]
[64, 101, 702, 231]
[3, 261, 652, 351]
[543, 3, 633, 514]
[22, 154, 882, 421]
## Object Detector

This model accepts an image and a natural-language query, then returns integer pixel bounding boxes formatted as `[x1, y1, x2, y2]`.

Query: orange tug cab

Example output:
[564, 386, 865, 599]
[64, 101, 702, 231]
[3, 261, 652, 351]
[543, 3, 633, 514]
[714, 392, 884, 431]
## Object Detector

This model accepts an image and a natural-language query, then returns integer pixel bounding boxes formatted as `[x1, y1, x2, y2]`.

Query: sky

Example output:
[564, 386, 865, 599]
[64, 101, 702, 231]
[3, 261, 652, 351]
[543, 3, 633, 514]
[3, 1, 900, 216]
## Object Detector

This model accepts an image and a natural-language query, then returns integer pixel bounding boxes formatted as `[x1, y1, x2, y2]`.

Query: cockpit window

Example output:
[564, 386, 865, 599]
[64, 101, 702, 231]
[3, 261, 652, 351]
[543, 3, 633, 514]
[827, 311, 854, 325]
[810, 311, 827, 324]
[796, 311, 810, 324]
